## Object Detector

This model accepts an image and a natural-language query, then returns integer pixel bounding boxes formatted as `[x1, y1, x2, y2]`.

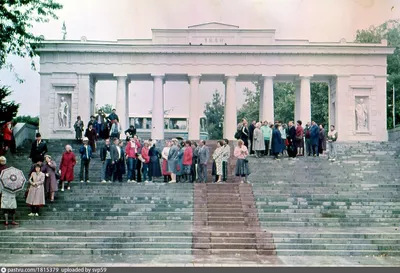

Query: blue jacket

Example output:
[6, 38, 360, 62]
[79, 145, 92, 160]
[310, 124, 320, 146]
[271, 128, 283, 154]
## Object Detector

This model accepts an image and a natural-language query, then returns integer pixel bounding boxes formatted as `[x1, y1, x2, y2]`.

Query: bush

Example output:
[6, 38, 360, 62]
[13, 115, 39, 127]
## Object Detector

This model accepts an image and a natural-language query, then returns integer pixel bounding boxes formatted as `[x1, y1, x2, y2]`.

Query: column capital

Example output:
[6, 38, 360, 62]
[78, 73, 90, 79]
[188, 74, 201, 84]
[224, 74, 238, 80]
[260, 75, 276, 80]
[299, 75, 313, 80]
[113, 73, 128, 78]
[188, 74, 201, 79]
[151, 74, 165, 79]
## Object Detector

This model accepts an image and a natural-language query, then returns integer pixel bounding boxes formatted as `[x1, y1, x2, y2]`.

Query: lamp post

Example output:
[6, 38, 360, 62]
[393, 85, 396, 129]
[388, 79, 395, 129]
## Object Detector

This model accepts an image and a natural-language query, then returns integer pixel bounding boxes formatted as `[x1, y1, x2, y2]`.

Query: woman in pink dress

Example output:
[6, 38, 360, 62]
[234, 139, 250, 184]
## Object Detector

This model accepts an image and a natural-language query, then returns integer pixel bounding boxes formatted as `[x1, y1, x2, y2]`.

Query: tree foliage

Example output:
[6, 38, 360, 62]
[237, 82, 261, 123]
[0, 84, 19, 124]
[98, 104, 114, 115]
[235, 82, 328, 125]
[13, 115, 39, 126]
[355, 19, 400, 129]
[274, 82, 295, 123]
[0, 0, 63, 73]
[204, 90, 224, 140]
[0, 0, 62, 124]
[311, 82, 329, 126]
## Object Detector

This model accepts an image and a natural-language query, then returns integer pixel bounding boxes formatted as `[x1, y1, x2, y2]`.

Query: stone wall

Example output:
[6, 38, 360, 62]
[13, 123, 38, 148]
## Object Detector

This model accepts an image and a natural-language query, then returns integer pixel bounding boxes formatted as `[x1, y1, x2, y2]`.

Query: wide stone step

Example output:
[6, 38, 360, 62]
[0, 236, 193, 243]
[0, 231, 193, 236]
[0, 248, 193, 255]
[11, 220, 194, 227]
[261, 222, 397, 227]
[259, 217, 400, 222]
[275, 249, 400, 256]
[274, 243, 400, 250]
[273, 238, 400, 244]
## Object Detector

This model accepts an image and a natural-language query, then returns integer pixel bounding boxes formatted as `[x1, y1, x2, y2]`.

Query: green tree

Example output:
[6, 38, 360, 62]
[98, 104, 114, 115]
[355, 20, 400, 129]
[13, 115, 39, 126]
[204, 90, 224, 139]
[237, 81, 328, 125]
[0, 84, 19, 124]
[1, 0, 63, 72]
[237, 82, 260, 123]
[0, 0, 62, 123]
[311, 82, 329, 126]
[274, 82, 295, 123]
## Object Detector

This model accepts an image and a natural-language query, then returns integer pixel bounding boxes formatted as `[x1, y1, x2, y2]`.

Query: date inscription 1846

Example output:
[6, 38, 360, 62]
[204, 37, 225, 44]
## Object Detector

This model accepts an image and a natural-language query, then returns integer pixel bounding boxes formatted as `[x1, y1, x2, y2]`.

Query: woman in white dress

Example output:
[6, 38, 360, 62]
[26, 164, 46, 217]
[212, 140, 224, 183]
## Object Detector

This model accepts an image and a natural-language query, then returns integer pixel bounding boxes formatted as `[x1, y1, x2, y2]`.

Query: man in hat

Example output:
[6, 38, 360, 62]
[29, 133, 48, 163]
[79, 137, 92, 183]
[0, 156, 18, 226]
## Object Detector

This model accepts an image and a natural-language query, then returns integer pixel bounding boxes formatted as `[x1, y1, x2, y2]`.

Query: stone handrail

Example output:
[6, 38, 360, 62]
[13, 123, 38, 148]
[388, 127, 400, 142]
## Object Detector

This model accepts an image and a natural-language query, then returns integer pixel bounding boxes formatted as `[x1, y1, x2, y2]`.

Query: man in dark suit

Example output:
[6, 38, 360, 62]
[124, 125, 136, 141]
[197, 140, 209, 183]
[79, 137, 92, 183]
[108, 109, 119, 123]
[248, 120, 256, 155]
[110, 137, 122, 182]
[29, 133, 48, 163]
[287, 121, 297, 159]
[310, 121, 320, 157]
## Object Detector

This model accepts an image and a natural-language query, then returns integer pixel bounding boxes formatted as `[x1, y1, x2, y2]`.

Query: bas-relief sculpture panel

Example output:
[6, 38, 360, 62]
[55, 89, 72, 129]
[355, 96, 369, 132]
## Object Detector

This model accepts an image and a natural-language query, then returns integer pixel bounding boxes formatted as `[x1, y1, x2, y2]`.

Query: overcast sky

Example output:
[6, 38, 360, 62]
[1, 0, 399, 117]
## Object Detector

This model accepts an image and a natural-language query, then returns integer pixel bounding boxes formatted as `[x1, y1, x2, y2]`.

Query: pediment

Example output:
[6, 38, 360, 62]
[188, 22, 239, 29]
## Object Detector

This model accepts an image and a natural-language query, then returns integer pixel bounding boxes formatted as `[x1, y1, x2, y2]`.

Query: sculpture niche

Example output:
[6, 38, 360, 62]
[58, 96, 70, 128]
[355, 98, 368, 131]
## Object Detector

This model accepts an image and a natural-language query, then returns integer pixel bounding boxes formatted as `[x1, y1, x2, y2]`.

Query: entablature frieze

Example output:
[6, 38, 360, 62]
[37, 43, 394, 56]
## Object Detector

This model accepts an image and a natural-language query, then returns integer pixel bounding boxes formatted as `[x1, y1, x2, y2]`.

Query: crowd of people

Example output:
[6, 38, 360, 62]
[0, 125, 251, 223]
[235, 119, 338, 161]
[1, 108, 338, 225]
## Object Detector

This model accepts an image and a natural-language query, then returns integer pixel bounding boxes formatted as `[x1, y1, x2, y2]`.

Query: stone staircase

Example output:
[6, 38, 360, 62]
[250, 142, 400, 257]
[1, 183, 194, 256]
[193, 183, 275, 260]
[0, 140, 400, 265]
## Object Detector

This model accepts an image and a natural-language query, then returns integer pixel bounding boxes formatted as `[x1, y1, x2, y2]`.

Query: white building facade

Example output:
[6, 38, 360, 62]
[37, 22, 393, 141]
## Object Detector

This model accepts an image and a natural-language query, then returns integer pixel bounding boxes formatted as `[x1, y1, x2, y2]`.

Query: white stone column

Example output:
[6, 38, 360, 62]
[335, 75, 350, 141]
[90, 77, 97, 116]
[259, 81, 264, 121]
[294, 79, 301, 122]
[261, 76, 275, 122]
[78, 74, 91, 125]
[224, 75, 237, 140]
[115, 74, 128, 133]
[299, 76, 312, 124]
[39, 73, 53, 139]
[152, 74, 165, 140]
[189, 75, 201, 140]
[125, 79, 131, 127]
